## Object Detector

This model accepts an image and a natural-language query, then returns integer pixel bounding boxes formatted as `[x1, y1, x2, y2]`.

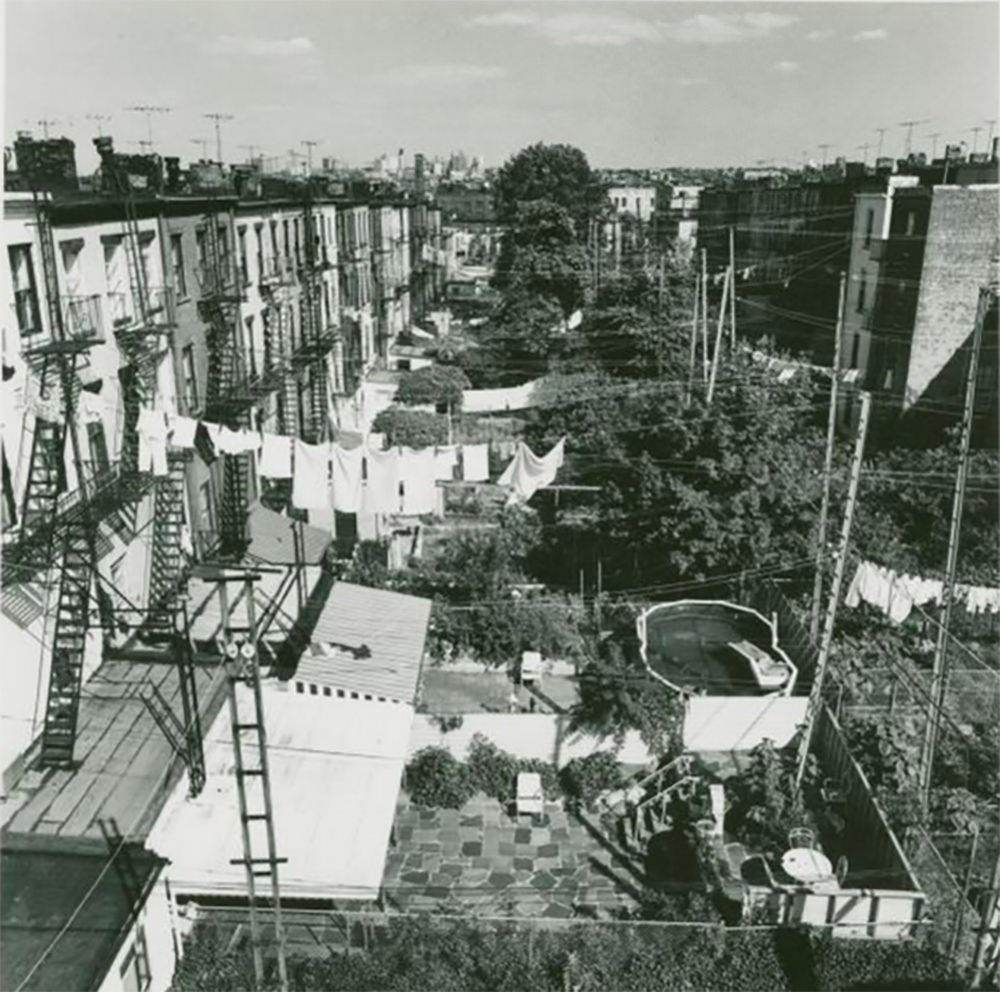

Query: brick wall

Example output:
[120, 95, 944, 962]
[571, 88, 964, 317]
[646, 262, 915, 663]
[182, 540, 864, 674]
[904, 186, 999, 410]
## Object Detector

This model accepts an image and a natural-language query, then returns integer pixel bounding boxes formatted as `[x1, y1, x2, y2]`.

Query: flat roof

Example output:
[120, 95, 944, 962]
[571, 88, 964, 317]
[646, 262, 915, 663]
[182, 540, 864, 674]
[147, 686, 413, 900]
[1, 833, 165, 992]
[298, 582, 432, 704]
[2, 657, 227, 842]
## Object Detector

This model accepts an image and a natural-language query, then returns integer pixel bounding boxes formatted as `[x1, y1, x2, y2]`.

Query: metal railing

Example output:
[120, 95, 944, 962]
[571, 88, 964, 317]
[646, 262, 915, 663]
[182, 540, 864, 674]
[107, 286, 176, 330]
[63, 294, 104, 341]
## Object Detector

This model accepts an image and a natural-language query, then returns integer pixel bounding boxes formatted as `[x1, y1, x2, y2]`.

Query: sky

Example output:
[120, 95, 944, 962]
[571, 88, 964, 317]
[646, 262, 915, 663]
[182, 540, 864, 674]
[3, 1, 998, 173]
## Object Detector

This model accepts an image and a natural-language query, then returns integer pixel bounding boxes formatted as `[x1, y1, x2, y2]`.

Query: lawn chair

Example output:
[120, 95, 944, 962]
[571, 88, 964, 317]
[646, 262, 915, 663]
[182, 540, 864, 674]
[787, 827, 815, 850]
[516, 771, 544, 818]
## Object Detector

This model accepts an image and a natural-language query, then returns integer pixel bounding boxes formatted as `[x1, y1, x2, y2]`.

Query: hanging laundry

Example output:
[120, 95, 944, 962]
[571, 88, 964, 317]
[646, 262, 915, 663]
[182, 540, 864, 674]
[362, 446, 401, 514]
[498, 438, 566, 503]
[399, 447, 437, 515]
[137, 407, 169, 477]
[215, 426, 260, 455]
[433, 445, 459, 481]
[167, 415, 198, 449]
[78, 391, 106, 425]
[461, 442, 490, 482]
[194, 422, 219, 465]
[259, 433, 294, 479]
[30, 393, 63, 423]
[292, 440, 331, 510]
[331, 443, 364, 513]
[367, 432, 387, 451]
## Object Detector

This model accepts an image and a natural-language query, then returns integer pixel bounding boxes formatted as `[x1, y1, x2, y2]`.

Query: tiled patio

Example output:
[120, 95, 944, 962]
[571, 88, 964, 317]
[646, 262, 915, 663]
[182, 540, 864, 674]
[382, 795, 642, 918]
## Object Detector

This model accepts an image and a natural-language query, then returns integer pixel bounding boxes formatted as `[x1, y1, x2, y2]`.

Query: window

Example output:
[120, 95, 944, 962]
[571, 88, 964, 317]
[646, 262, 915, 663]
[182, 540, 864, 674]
[254, 224, 264, 280]
[293, 218, 302, 267]
[905, 211, 917, 237]
[195, 229, 207, 269]
[181, 343, 198, 412]
[170, 234, 187, 298]
[8, 245, 41, 335]
[60, 240, 84, 295]
[309, 683, 318, 695]
[244, 317, 257, 378]
[282, 220, 290, 261]
[856, 270, 867, 313]
[237, 226, 248, 284]
[87, 421, 110, 474]
[863, 208, 875, 248]
[850, 334, 861, 370]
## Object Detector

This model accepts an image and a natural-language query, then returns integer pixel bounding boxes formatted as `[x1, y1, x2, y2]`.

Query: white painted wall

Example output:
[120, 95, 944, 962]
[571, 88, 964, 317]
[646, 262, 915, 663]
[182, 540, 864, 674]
[98, 876, 177, 992]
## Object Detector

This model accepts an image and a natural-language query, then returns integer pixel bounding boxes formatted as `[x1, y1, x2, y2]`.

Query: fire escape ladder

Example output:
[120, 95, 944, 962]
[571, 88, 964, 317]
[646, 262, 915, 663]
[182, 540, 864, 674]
[146, 453, 188, 635]
[40, 515, 94, 767]
[277, 302, 300, 437]
[199, 210, 251, 559]
[300, 201, 329, 443]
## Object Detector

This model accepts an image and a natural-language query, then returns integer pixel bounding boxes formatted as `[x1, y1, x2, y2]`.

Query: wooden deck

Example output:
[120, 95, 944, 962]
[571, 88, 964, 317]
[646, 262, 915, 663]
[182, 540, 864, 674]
[2, 658, 227, 842]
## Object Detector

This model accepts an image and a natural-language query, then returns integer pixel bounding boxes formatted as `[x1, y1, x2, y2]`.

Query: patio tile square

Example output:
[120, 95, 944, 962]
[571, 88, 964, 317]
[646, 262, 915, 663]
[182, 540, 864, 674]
[426, 887, 451, 900]
[514, 869, 532, 883]
[531, 871, 557, 890]
[461, 814, 484, 828]
[461, 841, 483, 857]
[440, 863, 464, 877]
[555, 878, 579, 893]
[403, 853, 424, 868]
[429, 873, 456, 888]
[419, 842, 442, 853]
[542, 901, 574, 918]
[513, 857, 534, 871]
[439, 809, 461, 827]
[514, 827, 532, 844]
[441, 843, 461, 857]
[530, 828, 551, 845]
[419, 810, 438, 823]
[537, 843, 559, 858]
[397, 825, 414, 841]
[498, 841, 516, 856]
[401, 870, 429, 885]
[487, 872, 514, 888]
[471, 856, 493, 869]
[440, 829, 461, 844]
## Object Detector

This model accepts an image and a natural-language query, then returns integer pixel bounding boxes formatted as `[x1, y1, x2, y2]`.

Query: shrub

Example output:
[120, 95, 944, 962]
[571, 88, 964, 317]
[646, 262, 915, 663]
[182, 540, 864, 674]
[405, 747, 475, 808]
[396, 366, 471, 409]
[517, 757, 562, 800]
[559, 751, 623, 807]
[467, 733, 520, 802]
[372, 406, 449, 448]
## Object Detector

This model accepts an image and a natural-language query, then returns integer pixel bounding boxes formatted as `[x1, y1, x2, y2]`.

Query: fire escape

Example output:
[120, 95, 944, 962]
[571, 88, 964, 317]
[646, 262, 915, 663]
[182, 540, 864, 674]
[299, 195, 333, 443]
[198, 208, 252, 559]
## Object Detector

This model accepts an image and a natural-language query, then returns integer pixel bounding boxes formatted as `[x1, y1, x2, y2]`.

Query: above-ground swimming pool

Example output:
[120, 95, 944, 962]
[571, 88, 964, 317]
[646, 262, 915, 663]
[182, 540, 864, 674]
[637, 600, 796, 696]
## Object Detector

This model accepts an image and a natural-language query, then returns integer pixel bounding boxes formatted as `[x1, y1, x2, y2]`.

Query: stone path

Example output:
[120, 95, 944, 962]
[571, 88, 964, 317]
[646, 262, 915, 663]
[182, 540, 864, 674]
[382, 795, 641, 918]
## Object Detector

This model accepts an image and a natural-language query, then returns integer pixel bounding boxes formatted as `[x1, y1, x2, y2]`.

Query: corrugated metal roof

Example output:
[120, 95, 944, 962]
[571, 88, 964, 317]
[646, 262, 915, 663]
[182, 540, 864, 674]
[246, 502, 331, 566]
[297, 582, 431, 704]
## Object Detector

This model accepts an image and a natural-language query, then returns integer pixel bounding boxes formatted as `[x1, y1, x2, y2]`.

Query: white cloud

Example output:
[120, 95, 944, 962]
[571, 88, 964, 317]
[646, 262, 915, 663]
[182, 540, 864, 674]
[469, 10, 660, 46]
[659, 12, 799, 44]
[376, 64, 507, 85]
[671, 77, 709, 88]
[204, 35, 317, 58]
[806, 29, 834, 41]
[853, 28, 888, 41]
[773, 61, 800, 73]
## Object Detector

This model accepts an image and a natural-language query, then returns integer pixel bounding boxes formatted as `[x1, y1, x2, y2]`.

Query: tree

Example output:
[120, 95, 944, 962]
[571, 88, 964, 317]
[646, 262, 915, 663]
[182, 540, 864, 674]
[396, 366, 471, 410]
[372, 406, 449, 448]
[405, 747, 475, 808]
[480, 289, 566, 384]
[494, 142, 607, 231]
[493, 200, 591, 314]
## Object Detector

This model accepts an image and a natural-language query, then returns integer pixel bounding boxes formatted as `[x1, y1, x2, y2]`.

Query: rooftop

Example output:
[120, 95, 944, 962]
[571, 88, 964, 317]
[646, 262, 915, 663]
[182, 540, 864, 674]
[1, 832, 164, 992]
[297, 582, 433, 705]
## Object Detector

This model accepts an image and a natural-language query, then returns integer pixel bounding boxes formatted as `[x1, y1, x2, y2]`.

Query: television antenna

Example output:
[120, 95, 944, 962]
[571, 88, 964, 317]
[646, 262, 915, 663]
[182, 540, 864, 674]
[925, 133, 941, 160]
[203, 112, 234, 164]
[898, 119, 929, 157]
[190, 137, 210, 161]
[86, 114, 112, 137]
[125, 105, 172, 150]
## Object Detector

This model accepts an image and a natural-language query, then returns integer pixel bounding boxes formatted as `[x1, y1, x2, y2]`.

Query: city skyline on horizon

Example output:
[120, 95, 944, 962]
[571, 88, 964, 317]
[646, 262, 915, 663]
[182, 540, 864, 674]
[5, 1, 998, 174]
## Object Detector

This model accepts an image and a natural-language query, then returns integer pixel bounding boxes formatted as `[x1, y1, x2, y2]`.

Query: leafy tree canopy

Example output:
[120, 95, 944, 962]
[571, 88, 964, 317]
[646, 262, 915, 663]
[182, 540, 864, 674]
[372, 407, 449, 448]
[494, 142, 607, 231]
[395, 365, 471, 409]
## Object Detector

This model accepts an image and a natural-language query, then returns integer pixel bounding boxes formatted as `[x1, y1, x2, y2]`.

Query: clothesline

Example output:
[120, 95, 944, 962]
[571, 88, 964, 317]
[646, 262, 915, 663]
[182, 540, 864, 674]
[844, 559, 1000, 624]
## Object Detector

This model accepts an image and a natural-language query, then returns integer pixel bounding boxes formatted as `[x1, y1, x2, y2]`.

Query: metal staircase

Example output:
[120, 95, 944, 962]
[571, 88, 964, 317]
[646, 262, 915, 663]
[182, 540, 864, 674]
[146, 452, 189, 634]
[299, 199, 329, 443]
[41, 515, 93, 766]
[198, 209, 251, 559]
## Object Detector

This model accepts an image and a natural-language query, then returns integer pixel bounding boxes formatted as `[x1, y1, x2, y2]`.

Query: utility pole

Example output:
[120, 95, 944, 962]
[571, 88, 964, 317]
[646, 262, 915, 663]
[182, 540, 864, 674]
[700, 249, 709, 383]
[203, 112, 234, 164]
[796, 391, 871, 788]
[811, 273, 846, 641]
[706, 262, 730, 405]
[125, 105, 172, 150]
[86, 113, 112, 137]
[728, 227, 737, 349]
[917, 286, 991, 812]
[970, 849, 1000, 989]
[214, 567, 290, 992]
[687, 270, 700, 406]
[189, 138, 209, 162]
[301, 139, 319, 175]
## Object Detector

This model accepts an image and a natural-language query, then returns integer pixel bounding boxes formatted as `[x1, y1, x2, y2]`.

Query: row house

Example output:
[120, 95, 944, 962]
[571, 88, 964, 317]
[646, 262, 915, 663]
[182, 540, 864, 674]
[368, 202, 412, 358]
[409, 200, 445, 323]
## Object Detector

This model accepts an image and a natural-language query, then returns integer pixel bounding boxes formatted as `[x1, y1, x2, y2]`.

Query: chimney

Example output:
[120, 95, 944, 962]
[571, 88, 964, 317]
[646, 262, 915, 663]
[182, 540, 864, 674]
[993, 136, 999, 162]
[164, 156, 182, 193]
[14, 133, 79, 192]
